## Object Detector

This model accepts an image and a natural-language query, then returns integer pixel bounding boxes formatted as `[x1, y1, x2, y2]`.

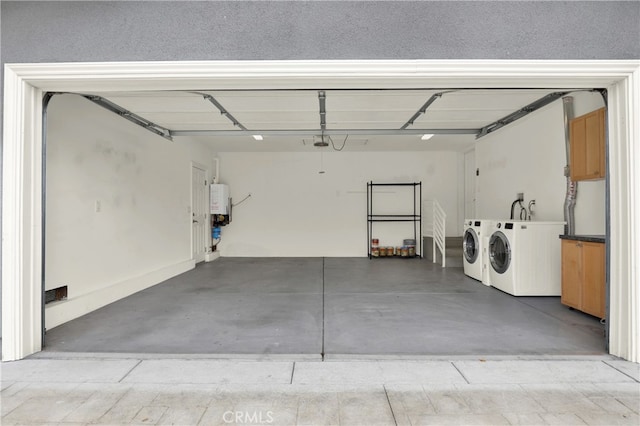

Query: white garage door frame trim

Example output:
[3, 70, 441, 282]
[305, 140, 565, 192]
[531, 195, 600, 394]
[3, 60, 639, 361]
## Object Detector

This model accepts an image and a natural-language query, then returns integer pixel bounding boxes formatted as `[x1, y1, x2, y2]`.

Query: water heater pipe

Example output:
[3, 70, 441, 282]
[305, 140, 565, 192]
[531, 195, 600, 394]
[213, 157, 220, 184]
[562, 96, 577, 235]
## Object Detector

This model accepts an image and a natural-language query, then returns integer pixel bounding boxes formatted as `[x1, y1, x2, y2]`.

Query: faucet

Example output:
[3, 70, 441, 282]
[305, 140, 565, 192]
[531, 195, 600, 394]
[528, 200, 536, 221]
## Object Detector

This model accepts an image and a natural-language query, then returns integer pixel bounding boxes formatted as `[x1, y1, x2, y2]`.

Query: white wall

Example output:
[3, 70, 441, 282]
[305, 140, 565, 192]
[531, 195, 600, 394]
[216, 151, 460, 257]
[45, 95, 216, 329]
[475, 91, 606, 234]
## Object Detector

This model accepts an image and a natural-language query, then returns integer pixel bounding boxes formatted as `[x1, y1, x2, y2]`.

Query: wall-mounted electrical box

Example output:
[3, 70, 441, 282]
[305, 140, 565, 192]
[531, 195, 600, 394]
[210, 184, 230, 215]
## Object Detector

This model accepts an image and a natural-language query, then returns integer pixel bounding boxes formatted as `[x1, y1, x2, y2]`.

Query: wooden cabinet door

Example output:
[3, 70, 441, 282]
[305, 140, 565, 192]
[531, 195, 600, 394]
[581, 242, 606, 318]
[561, 240, 582, 309]
[570, 108, 605, 181]
[596, 108, 605, 178]
[570, 117, 588, 180]
[584, 108, 605, 179]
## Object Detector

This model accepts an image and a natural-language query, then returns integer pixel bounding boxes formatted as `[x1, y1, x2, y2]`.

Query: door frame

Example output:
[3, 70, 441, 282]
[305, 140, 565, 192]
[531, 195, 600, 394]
[3, 60, 639, 361]
[463, 147, 476, 222]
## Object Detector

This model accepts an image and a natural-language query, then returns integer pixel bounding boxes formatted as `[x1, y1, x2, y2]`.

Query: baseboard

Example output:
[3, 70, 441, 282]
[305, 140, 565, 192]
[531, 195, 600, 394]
[205, 251, 221, 262]
[45, 259, 196, 330]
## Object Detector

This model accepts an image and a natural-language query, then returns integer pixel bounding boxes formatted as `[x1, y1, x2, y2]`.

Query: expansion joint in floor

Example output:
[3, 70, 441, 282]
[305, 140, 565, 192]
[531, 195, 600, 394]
[321, 257, 326, 361]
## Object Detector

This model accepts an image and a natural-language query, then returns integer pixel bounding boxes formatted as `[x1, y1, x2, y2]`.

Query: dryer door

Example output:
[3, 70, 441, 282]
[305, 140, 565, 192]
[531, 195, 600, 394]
[463, 228, 480, 263]
[489, 231, 511, 274]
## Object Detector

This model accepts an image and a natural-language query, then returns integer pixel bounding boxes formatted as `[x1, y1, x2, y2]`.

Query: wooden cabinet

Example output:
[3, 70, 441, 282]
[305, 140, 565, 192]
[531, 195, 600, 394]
[561, 239, 605, 318]
[561, 241, 582, 309]
[570, 107, 605, 181]
[581, 242, 606, 317]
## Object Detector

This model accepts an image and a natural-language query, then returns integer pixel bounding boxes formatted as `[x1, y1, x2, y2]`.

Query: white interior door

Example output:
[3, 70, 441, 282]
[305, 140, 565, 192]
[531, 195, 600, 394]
[464, 149, 476, 219]
[191, 165, 208, 262]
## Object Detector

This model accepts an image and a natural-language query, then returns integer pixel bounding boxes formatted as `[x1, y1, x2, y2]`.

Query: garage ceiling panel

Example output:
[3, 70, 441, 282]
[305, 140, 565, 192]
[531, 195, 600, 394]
[327, 110, 411, 122]
[327, 123, 408, 130]
[86, 88, 566, 151]
[212, 91, 319, 112]
[325, 90, 435, 112]
[413, 110, 515, 125]
[234, 111, 318, 127]
[137, 112, 238, 129]
[434, 90, 555, 111]
[101, 95, 215, 113]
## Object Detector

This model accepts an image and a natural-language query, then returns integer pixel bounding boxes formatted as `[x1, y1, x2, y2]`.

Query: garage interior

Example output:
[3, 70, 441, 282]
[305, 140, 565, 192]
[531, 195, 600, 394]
[41, 87, 607, 357]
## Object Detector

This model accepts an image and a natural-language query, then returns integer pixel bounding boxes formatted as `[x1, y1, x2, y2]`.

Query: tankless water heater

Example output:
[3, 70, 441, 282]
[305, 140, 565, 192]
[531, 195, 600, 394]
[210, 184, 230, 215]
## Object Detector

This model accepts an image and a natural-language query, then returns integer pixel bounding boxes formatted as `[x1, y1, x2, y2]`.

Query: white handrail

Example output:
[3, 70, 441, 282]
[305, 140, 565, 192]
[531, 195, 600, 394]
[432, 200, 447, 267]
[422, 199, 446, 267]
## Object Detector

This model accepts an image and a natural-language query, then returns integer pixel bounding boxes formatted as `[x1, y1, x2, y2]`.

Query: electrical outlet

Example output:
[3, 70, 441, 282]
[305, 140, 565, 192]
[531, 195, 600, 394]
[95, 200, 101, 213]
[517, 192, 524, 201]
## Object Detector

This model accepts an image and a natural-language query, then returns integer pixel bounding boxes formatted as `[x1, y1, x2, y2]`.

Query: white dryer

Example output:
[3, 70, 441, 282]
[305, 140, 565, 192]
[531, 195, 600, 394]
[463, 219, 498, 282]
[488, 221, 565, 296]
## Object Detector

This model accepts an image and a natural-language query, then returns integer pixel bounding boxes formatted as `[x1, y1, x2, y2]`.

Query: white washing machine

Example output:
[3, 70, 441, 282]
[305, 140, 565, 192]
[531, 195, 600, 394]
[488, 221, 565, 296]
[463, 219, 483, 281]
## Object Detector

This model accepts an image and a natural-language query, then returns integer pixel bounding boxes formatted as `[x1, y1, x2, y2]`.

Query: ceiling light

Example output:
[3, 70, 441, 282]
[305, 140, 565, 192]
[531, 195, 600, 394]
[252, 135, 264, 141]
[421, 134, 435, 141]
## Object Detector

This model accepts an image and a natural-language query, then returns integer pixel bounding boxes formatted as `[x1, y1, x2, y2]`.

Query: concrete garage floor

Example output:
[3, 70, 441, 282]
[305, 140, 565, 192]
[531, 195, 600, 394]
[43, 258, 606, 356]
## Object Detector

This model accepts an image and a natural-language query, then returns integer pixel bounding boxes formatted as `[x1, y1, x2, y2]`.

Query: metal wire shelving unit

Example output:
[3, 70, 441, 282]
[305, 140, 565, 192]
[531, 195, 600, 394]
[366, 181, 422, 259]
